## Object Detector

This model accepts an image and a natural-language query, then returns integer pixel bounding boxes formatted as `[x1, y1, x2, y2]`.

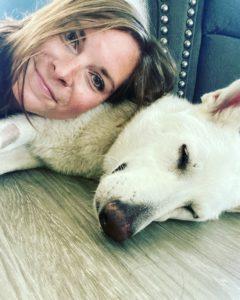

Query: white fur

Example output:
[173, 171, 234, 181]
[0, 80, 240, 236]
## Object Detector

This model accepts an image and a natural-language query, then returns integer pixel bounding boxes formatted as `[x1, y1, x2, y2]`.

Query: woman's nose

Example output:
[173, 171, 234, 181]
[52, 59, 79, 87]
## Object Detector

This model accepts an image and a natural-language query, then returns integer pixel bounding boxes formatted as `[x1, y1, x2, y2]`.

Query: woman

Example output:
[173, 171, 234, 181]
[0, 0, 176, 119]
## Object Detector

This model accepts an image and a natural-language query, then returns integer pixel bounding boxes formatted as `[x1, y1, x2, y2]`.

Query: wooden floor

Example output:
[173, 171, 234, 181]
[0, 169, 239, 299]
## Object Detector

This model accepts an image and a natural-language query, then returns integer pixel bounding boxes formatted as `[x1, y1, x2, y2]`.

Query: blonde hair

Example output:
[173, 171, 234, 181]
[3, 0, 176, 108]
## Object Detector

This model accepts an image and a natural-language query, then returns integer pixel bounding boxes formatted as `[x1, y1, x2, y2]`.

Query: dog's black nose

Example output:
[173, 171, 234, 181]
[99, 200, 133, 242]
[99, 200, 147, 242]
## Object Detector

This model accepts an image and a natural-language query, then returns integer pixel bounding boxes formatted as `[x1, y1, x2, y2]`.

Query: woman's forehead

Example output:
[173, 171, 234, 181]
[83, 29, 140, 87]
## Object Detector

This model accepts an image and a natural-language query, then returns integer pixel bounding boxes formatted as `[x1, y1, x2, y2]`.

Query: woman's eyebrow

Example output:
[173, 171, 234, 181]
[79, 30, 86, 41]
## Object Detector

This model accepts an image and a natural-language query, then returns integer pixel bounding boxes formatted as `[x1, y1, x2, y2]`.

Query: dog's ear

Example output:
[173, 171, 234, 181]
[201, 79, 240, 129]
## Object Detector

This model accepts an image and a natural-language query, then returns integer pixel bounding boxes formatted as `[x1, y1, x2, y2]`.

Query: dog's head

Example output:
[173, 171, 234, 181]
[94, 80, 240, 242]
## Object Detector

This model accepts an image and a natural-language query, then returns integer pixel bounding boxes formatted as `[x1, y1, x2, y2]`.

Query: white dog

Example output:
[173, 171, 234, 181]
[0, 80, 240, 241]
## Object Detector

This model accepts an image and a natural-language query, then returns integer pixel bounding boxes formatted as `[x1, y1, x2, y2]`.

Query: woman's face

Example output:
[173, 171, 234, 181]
[12, 29, 140, 119]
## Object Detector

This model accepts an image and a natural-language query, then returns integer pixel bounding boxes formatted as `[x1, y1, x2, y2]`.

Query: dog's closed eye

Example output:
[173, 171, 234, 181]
[177, 144, 189, 170]
[112, 163, 127, 174]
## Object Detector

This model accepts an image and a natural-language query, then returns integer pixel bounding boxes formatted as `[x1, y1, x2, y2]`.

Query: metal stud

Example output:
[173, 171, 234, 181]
[189, 0, 197, 6]
[181, 61, 188, 68]
[182, 50, 190, 59]
[161, 15, 169, 24]
[178, 0, 197, 97]
[187, 8, 195, 17]
[178, 90, 185, 98]
[161, 26, 168, 34]
[186, 18, 194, 28]
[184, 40, 191, 48]
[178, 81, 186, 88]
[185, 29, 193, 38]
[180, 71, 187, 79]
[161, 4, 169, 13]
[160, 38, 168, 45]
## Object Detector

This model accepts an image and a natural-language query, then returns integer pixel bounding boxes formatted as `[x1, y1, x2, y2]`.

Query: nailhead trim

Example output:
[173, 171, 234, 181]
[160, 1, 169, 47]
[181, 60, 188, 68]
[161, 15, 169, 24]
[161, 4, 169, 13]
[159, 1, 198, 98]
[177, 0, 198, 98]
[160, 37, 168, 45]
[180, 71, 187, 79]
[184, 40, 191, 48]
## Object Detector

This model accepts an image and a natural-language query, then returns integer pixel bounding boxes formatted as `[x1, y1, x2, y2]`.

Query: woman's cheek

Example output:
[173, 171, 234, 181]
[69, 95, 106, 114]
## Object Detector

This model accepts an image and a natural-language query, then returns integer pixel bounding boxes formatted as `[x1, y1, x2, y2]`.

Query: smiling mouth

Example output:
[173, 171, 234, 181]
[33, 60, 57, 103]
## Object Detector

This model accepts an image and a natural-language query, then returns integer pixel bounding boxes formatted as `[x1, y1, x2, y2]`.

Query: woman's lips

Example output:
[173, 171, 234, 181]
[35, 66, 57, 103]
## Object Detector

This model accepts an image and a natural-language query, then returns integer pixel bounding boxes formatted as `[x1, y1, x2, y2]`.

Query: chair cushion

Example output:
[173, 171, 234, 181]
[193, 0, 240, 102]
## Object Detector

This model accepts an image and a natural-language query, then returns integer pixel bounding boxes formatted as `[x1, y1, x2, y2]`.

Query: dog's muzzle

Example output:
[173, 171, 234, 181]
[98, 200, 148, 242]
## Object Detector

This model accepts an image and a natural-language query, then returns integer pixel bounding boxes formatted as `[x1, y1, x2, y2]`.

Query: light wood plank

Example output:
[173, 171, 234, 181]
[0, 169, 239, 299]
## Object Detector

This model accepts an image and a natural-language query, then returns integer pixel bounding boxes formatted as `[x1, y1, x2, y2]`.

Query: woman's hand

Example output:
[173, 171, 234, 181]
[0, 115, 40, 174]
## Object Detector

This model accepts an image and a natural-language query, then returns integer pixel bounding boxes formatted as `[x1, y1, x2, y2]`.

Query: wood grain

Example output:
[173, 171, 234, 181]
[0, 169, 239, 299]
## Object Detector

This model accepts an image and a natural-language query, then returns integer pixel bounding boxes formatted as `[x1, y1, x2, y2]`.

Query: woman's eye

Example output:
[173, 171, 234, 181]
[90, 73, 105, 92]
[64, 31, 79, 50]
